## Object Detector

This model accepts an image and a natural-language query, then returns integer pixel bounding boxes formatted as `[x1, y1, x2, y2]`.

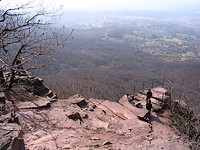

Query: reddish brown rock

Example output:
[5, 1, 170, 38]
[7, 88, 190, 150]
[16, 98, 51, 109]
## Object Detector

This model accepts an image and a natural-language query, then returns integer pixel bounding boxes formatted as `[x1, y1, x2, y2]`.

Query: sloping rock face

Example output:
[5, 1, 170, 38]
[17, 76, 58, 99]
[14, 90, 189, 150]
[0, 75, 57, 149]
[0, 97, 25, 150]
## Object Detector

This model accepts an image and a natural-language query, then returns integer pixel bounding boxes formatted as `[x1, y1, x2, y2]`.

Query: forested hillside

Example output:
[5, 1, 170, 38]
[32, 12, 200, 113]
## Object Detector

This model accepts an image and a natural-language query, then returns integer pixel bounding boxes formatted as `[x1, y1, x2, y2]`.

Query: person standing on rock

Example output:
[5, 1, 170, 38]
[146, 99, 152, 113]
[146, 89, 152, 103]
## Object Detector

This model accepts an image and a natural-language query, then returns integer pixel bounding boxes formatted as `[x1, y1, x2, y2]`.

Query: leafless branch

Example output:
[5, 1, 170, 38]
[0, 1, 68, 88]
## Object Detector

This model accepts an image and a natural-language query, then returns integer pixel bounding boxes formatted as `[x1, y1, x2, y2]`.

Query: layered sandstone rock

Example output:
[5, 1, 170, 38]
[0, 84, 190, 149]
[18, 91, 189, 149]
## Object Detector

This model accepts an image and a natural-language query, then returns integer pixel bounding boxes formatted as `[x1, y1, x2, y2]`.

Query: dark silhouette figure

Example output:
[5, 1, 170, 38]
[146, 89, 152, 103]
[146, 99, 152, 112]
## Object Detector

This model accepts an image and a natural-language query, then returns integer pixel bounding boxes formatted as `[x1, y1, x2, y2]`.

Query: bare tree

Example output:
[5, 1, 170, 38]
[0, 2, 70, 88]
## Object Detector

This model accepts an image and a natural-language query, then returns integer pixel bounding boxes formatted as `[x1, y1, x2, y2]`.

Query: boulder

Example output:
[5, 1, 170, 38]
[75, 99, 87, 108]
[68, 112, 83, 122]
[68, 94, 88, 108]
[31, 78, 50, 96]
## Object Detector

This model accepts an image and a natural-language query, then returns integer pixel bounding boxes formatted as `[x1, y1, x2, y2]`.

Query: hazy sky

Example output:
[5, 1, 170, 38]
[60, 0, 199, 10]
[1, 0, 199, 11]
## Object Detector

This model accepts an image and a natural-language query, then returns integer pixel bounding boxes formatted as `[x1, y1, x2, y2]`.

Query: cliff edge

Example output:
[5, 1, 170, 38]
[0, 76, 190, 149]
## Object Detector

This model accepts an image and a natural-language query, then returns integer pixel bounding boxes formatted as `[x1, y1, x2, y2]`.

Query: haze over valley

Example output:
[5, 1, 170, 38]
[1, 1, 200, 149]
[28, 7, 200, 113]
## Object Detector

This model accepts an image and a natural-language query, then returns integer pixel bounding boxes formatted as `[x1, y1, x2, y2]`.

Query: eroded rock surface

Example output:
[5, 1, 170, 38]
[0, 87, 190, 149]
[17, 89, 189, 149]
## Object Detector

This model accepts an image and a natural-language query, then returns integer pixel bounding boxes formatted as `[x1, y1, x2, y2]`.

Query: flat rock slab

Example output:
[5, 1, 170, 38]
[102, 100, 138, 120]
[140, 87, 170, 102]
[134, 93, 159, 104]
[16, 99, 51, 109]
[119, 95, 147, 116]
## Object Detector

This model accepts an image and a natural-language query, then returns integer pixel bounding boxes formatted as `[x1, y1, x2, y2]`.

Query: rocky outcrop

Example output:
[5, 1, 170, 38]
[138, 87, 170, 102]
[0, 82, 191, 149]
[0, 74, 58, 149]
[28, 77, 58, 99]
[15, 76, 58, 99]
[17, 90, 189, 149]
[134, 87, 171, 112]
[0, 92, 24, 150]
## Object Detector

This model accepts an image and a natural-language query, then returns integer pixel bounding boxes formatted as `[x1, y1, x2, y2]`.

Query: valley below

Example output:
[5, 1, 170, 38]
[32, 11, 200, 114]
